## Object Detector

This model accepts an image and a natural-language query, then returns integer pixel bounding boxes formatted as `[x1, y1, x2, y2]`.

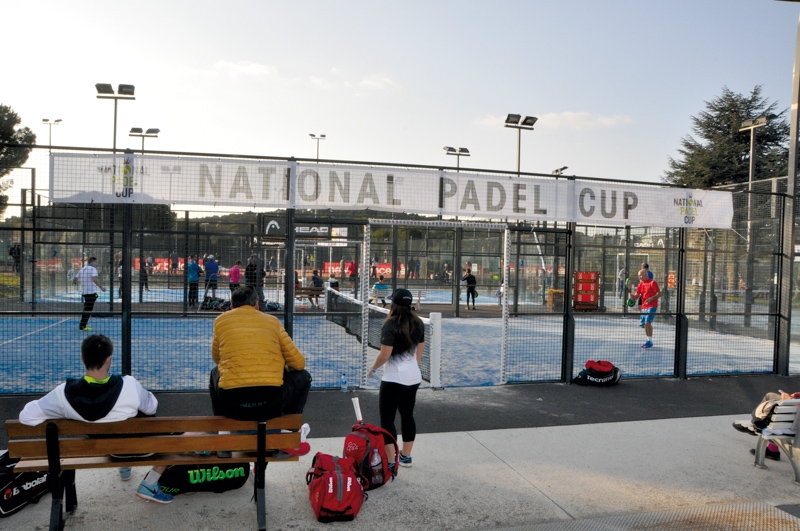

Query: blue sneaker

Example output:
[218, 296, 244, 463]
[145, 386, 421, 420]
[399, 453, 412, 468]
[642, 341, 653, 349]
[118, 467, 132, 481]
[136, 481, 173, 504]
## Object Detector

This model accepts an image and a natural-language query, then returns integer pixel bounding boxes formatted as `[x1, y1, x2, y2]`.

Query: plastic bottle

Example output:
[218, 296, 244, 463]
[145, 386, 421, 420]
[369, 448, 383, 485]
[340, 373, 347, 393]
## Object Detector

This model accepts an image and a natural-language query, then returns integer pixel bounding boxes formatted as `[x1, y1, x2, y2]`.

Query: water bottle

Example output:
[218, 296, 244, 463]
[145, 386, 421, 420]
[369, 448, 383, 485]
[340, 373, 347, 393]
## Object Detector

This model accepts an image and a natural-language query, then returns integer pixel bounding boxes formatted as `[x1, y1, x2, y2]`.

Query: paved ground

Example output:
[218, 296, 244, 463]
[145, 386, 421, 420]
[5, 374, 800, 530]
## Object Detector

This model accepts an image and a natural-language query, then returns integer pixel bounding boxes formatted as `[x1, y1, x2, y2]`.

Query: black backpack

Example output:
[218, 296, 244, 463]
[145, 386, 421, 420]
[573, 360, 622, 387]
[0, 450, 48, 517]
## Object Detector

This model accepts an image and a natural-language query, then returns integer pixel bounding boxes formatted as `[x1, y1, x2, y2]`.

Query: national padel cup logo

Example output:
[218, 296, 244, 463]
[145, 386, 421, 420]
[674, 193, 703, 225]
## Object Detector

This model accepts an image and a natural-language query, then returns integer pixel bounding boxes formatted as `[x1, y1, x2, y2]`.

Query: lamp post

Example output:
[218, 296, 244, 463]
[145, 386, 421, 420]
[739, 115, 769, 327]
[309, 133, 326, 160]
[96, 83, 134, 372]
[95, 83, 135, 152]
[129, 128, 160, 154]
[443, 146, 470, 171]
[504, 114, 538, 174]
[42, 119, 62, 153]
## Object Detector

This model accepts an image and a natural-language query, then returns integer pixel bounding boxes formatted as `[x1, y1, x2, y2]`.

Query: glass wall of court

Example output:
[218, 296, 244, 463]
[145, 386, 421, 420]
[0, 147, 796, 394]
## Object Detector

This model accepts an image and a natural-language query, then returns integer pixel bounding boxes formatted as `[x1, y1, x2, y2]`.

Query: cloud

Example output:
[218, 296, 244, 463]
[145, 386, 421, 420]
[539, 111, 633, 130]
[474, 112, 633, 130]
[213, 60, 278, 80]
[359, 75, 398, 90]
[309, 76, 333, 90]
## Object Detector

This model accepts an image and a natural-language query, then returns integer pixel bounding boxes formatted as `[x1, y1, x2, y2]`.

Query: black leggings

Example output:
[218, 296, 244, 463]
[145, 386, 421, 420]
[466, 286, 476, 306]
[378, 381, 420, 445]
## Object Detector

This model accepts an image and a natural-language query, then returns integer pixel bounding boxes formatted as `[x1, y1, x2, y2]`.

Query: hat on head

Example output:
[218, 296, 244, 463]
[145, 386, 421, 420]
[207, 255, 215, 260]
[392, 288, 413, 307]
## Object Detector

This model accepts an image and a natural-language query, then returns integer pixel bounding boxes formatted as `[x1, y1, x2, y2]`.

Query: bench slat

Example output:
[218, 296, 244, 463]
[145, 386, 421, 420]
[9, 432, 299, 460]
[5, 415, 301, 437]
[13, 452, 298, 472]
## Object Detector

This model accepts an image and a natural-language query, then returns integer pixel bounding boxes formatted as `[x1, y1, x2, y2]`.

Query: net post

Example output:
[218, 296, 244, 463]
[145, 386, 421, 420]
[361, 224, 371, 389]
[429, 312, 442, 388]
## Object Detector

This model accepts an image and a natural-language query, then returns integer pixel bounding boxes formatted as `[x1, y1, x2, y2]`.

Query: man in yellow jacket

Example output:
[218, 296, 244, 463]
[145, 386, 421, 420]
[209, 286, 312, 421]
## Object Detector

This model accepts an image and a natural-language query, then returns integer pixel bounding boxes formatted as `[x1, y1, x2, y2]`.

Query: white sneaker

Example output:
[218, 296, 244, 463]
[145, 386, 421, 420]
[300, 423, 311, 443]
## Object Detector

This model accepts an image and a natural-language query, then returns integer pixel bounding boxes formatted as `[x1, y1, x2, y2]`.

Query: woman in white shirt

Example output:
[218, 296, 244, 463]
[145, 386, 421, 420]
[368, 288, 424, 468]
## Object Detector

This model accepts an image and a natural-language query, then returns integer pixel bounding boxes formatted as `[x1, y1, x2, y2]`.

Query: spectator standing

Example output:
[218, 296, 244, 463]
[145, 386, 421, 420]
[146, 252, 155, 274]
[415, 258, 421, 280]
[203, 254, 219, 300]
[462, 268, 477, 310]
[170, 250, 179, 275]
[139, 263, 149, 291]
[9, 243, 21, 273]
[186, 255, 201, 307]
[339, 258, 346, 282]
[406, 257, 415, 280]
[75, 257, 106, 331]
[229, 260, 242, 292]
[372, 256, 378, 278]
[245, 255, 266, 306]
[368, 289, 423, 468]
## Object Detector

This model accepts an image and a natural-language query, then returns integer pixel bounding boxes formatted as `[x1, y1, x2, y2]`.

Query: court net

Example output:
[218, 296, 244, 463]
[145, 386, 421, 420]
[325, 289, 441, 386]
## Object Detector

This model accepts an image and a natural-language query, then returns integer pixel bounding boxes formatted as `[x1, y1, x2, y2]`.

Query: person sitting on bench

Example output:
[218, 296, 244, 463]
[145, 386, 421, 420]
[733, 390, 800, 461]
[370, 275, 391, 307]
[209, 286, 311, 455]
[18, 334, 174, 504]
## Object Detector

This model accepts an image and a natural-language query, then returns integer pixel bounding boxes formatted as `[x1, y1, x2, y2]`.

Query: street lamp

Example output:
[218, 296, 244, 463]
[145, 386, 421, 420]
[42, 119, 62, 153]
[129, 127, 160, 154]
[95, 83, 135, 152]
[443, 146, 470, 171]
[552, 166, 568, 175]
[309, 133, 326, 160]
[505, 114, 538, 174]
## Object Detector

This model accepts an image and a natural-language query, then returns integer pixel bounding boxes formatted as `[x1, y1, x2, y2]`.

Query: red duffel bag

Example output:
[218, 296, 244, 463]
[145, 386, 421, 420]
[306, 452, 367, 522]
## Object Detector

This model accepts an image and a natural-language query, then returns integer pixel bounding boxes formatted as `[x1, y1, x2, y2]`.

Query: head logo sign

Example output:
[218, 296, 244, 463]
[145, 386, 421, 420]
[265, 220, 281, 235]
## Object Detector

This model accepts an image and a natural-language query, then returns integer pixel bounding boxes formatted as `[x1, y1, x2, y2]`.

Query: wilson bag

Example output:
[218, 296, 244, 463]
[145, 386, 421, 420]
[343, 423, 398, 491]
[158, 462, 250, 496]
[573, 360, 622, 387]
[0, 450, 48, 517]
[306, 453, 366, 522]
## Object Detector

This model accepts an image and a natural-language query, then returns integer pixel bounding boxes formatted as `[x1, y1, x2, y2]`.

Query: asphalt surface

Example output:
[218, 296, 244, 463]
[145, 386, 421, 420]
[4, 373, 800, 448]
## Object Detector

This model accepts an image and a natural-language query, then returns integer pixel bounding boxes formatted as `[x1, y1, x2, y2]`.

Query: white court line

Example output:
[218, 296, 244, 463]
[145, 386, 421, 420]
[0, 318, 71, 347]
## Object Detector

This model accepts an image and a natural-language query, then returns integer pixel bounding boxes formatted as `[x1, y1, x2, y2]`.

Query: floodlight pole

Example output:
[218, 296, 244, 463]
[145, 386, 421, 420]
[739, 116, 768, 327]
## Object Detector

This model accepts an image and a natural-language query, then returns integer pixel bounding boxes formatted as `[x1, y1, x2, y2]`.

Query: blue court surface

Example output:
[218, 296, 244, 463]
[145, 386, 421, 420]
[0, 308, 793, 394]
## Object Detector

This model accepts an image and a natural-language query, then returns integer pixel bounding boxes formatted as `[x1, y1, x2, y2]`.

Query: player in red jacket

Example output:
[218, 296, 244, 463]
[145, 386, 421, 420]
[635, 268, 661, 349]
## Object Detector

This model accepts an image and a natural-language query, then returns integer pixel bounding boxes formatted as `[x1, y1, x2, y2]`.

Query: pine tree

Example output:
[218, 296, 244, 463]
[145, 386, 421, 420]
[0, 105, 36, 215]
[663, 86, 789, 188]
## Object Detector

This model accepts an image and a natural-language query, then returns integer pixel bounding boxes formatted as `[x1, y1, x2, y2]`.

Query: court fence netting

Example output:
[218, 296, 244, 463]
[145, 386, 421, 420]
[0, 144, 798, 394]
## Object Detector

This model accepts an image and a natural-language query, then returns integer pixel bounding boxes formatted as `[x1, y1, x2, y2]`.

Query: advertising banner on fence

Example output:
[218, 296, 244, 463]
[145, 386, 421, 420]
[49, 153, 733, 228]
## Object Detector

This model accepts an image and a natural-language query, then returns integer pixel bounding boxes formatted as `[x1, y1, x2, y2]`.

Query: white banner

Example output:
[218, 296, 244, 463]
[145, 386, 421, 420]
[49, 154, 733, 228]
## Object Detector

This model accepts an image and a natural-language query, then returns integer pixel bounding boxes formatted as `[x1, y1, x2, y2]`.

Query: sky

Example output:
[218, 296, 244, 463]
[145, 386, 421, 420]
[4, 0, 800, 214]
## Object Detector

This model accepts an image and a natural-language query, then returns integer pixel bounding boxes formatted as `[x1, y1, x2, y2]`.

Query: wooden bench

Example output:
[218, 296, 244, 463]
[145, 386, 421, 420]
[368, 288, 391, 306]
[5, 414, 302, 531]
[753, 398, 800, 483]
[295, 286, 324, 307]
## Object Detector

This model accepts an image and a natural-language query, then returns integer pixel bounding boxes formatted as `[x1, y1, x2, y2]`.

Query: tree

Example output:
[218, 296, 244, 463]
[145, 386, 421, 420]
[0, 105, 36, 215]
[663, 86, 789, 188]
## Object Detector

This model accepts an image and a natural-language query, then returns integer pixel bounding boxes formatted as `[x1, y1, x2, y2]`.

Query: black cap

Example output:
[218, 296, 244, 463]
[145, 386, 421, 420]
[392, 288, 413, 307]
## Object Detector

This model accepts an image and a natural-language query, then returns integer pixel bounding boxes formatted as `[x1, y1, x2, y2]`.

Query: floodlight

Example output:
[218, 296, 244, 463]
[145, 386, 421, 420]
[130, 128, 144, 134]
[117, 84, 135, 96]
[521, 116, 538, 127]
[443, 146, 456, 153]
[458, 148, 470, 155]
[505, 114, 521, 125]
[95, 83, 114, 95]
[145, 128, 160, 135]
